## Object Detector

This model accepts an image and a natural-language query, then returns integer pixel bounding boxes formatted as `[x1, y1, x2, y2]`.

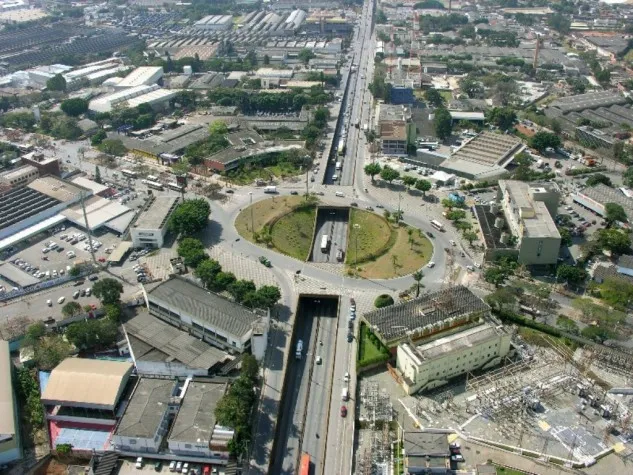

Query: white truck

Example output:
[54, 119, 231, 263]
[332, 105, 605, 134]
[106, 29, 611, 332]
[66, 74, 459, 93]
[264, 186, 278, 194]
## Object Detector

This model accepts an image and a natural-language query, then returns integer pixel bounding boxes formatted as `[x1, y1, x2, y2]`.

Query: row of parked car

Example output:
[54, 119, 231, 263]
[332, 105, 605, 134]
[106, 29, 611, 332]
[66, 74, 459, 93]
[12, 258, 73, 281]
[136, 457, 218, 474]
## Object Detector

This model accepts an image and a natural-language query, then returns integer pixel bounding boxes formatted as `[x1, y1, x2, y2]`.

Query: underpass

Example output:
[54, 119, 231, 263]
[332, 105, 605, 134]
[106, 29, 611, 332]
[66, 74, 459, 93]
[309, 207, 350, 264]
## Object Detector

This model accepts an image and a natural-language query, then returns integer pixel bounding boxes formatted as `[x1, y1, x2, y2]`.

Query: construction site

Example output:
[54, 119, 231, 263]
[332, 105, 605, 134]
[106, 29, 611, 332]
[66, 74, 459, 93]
[353, 329, 633, 473]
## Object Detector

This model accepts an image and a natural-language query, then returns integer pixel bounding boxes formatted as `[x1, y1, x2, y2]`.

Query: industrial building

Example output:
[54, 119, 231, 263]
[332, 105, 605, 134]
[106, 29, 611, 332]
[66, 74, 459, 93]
[362, 286, 491, 348]
[88, 84, 179, 113]
[115, 66, 164, 88]
[0, 339, 20, 465]
[131, 195, 180, 249]
[474, 180, 561, 265]
[572, 184, 633, 223]
[402, 432, 450, 473]
[193, 15, 233, 31]
[144, 276, 270, 357]
[0, 165, 38, 188]
[118, 124, 210, 160]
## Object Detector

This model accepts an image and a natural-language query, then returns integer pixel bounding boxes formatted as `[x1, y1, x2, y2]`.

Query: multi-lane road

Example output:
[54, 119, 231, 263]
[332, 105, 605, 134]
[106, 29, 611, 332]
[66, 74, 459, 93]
[310, 208, 349, 263]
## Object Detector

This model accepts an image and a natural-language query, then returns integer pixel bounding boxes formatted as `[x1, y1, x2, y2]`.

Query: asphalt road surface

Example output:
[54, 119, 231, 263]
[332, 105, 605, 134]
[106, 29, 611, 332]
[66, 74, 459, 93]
[272, 296, 338, 475]
[310, 208, 349, 264]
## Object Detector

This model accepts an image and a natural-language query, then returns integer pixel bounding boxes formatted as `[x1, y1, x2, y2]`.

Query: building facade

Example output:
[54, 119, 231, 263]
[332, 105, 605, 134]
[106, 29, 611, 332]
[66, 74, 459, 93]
[131, 196, 180, 248]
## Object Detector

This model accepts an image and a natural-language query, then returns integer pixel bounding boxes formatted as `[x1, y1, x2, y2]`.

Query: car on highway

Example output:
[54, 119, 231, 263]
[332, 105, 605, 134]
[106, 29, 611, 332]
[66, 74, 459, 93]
[316, 356, 322, 365]
[259, 256, 272, 267]
[340, 406, 348, 417]
[88, 275, 99, 281]
[225, 189, 234, 194]
[46, 299, 52, 306]
[427, 262, 435, 268]
[350, 202, 358, 207]
[375, 204, 384, 208]
[290, 191, 299, 195]
[344, 372, 350, 382]
[347, 333, 353, 342]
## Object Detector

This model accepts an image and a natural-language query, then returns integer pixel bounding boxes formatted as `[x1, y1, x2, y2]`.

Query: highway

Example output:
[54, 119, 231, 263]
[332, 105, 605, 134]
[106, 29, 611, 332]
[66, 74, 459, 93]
[310, 208, 349, 264]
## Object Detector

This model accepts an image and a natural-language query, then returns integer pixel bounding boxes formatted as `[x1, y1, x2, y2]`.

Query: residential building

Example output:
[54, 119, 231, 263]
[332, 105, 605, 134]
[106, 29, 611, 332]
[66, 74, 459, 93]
[379, 121, 408, 155]
[131, 196, 180, 249]
[167, 380, 232, 462]
[572, 184, 633, 223]
[0, 340, 20, 465]
[0, 165, 38, 188]
[397, 322, 512, 394]
[474, 180, 561, 265]
[403, 432, 450, 474]
[144, 276, 270, 356]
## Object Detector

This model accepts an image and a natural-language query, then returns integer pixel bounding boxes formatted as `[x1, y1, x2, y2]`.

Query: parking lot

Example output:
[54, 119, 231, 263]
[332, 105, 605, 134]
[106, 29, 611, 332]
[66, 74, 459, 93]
[116, 458, 226, 475]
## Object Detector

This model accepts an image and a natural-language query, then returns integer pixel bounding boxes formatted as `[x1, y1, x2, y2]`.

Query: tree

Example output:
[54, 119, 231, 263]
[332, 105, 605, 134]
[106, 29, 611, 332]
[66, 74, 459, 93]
[177, 237, 208, 268]
[415, 179, 431, 195]
[69, 266, 80, 277]
[255, 285, 282, 308]
[599, 277, 633, 309]
[46, 73, 67, 92]
[298, 48, 316, 65]
[364, 162, 382, 182]
[98, 139, 127, 156]
[529, 131, 561, 152]
[412, 271, 424, 297]
[92, 278, 124, 305]
[605, 203, 627, 226]
[402, 175, 417, 189]
[91, 129, 107, 146]
[484, 267, 509, 287]
[213, 271, 236, 291]
[33, 336, 72, 370]
[1, 111, 36, 131]
[25, 322, 46, 346]
[60, 98, 88, 117]
[459, 76, 484, 98]
[433, 107, 453, 141]
[547, 13, 571, 35]
[595, 228, 631, 254]
[195, 259, 223, 288]
[65, 319, 118, 350]
[485, 287, 518, 311]
[559, 227, 572, 247]
[263, 54, 270, 65]
[586, 173, 612, 187]
[556, 264, 587, 285]
[94, 166, 102, 184]
[463, 230, 478, 244]
[169, 199, 211, 236]
[209, 120, 228, 136]
[380, 165, 400, 184]
[374, 294, 394, 308]
[424, 89, 444, 107]
[486, 107, 517, 130]
[228, 279, 256, 303]
[61, 301, 82, 318]
[104, 303, 122, 322]
[446, 209, 466, 221]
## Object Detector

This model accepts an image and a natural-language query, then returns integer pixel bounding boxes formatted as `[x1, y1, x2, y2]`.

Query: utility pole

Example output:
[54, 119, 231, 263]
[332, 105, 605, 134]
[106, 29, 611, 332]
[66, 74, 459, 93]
[80, 191, 97, 266]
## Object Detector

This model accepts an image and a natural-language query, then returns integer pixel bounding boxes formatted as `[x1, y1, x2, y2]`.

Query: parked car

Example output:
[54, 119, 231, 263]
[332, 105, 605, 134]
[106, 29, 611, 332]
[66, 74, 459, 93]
[135, 457, 143, 469]
[340, 406, 348, 417]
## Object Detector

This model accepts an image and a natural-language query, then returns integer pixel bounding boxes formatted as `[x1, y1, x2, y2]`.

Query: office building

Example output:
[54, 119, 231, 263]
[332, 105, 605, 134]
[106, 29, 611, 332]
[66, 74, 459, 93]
[131, 196, 180, 249]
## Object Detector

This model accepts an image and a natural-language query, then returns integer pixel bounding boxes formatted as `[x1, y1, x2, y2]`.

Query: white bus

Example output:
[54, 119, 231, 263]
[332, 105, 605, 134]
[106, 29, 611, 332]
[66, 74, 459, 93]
[147, 174, 159, 182]
[320, 235, 330, 252]
[167, 182, 184, 192]
[142, 179, 164, 191]
[121, 169, 138, 179]
[335, 161, 342, 170]
[337, 140, 345, 156]
[430, 219, 444, 231]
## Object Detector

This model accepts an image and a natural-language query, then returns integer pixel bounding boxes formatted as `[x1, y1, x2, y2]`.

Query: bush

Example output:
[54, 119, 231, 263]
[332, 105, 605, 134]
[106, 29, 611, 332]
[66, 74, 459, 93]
[374, 294, 395, 308]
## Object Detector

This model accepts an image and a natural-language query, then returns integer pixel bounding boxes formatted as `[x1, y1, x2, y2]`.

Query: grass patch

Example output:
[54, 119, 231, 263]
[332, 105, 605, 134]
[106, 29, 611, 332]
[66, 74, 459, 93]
[358, 322, 390, 367]
[440, 90, 453, 102]
[235, 195, 306, 242]
[270, 205, 316, 260]
[353, 226, 433, 279]
[496, 467, 528, 475]
[346, 209, 392, 265]
[226, 162, 303, 185]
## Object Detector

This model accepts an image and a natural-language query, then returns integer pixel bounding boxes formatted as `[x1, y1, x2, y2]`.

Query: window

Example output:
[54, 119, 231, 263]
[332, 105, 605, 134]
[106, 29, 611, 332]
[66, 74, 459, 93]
[129, 439, 137, 444]
[185, 444, 192, 449]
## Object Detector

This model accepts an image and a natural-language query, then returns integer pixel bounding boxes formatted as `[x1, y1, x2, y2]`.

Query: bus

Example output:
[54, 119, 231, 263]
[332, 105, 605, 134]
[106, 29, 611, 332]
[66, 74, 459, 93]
[320, 235, 330, 253]
[142, 179, 164, 191]
[417, 140, 439, 151]
[147, 174, 159, 182]
[167, 182, 184, 192]
[121, 169, 138, 179]
[299, 453, 310, 475]
[335, 161, 342, 170]
[337, 140, 345, 156]
[430, 219, 444, 231]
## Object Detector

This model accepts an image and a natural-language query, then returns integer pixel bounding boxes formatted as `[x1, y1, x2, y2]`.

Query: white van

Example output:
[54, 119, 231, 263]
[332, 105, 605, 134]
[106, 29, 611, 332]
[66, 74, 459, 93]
[335, 191, 344, 197]
[342, 388, 349, 401]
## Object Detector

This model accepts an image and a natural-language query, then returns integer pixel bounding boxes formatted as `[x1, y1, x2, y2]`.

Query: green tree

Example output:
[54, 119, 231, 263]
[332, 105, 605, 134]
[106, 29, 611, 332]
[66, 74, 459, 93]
[459, 76, 484, 98]
[65, 319, 118, 350]
[177, 237, 208, 268]
[263, 54, 270, 65]
[433, 107, 453, 141]
[486, 107, 517, 130]
[213, 271, 236, 291]
[424, 89, 444, 107]
[61, 301, 82, 318]
[228, 279, 256, 303]
[595, 228, 631, 254]
[380, 165, 400, 183]
[415, 179, 432, 195]
[104, 303, 123, 322]
[364, 162, 382, 182]
[559, 227, 572, 247]
[91, 129, 107, 146]
[402, 175, 417, 189]
[60, 98, 89, 117]
[92, 278, 124, 305]
[69, 266, 81, 277]
[605, 203, 627, 226]
[195, 259, 223, 289]
[46, 73, 67, 92]
[484, 267, 509, 287]
[529, 131, 561, 152]
[24, 322, 46, 346]
[98, 139, 127, 156]
[485, 287, 518, 311]
[298, 48, 316, 65]
[1, 111, 36, 130]
[374, 294, 394, 308]
[95, 166, 102, 184]
[547, 13, 571, 34]
[33, 336, 72, 370]
[446, 209, 466, 221]
[255, 285, 282, 308]
[412, 271, 424, 297]
[169, 199, 211, 236]
[209, 120, 228, 136]
[586, 173, 612, 187]
[556, 264, 587, 285]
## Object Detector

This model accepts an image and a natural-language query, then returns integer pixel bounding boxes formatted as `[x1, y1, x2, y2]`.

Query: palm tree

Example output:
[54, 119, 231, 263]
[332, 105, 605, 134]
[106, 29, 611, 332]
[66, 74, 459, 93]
[412, 270, 424, 297]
